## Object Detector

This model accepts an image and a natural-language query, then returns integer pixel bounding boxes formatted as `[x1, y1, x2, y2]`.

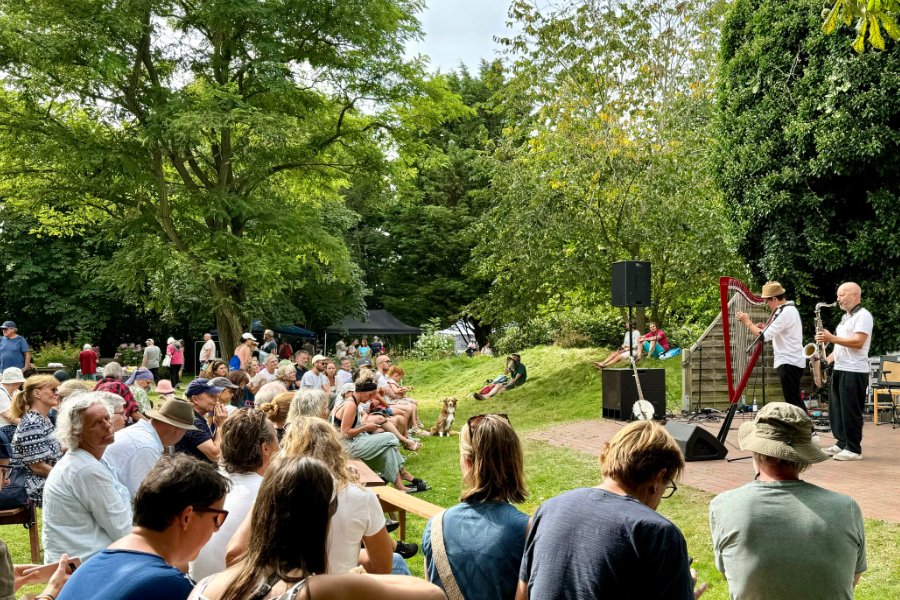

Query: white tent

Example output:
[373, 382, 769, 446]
[437, 320, 476, 353]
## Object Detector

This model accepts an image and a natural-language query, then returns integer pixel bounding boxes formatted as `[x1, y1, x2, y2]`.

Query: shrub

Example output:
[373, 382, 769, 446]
[410, 318, 456, 361]
[552, 322, 592, 348]
[31, 340, 82, 370]
[115, 342, 145, 367]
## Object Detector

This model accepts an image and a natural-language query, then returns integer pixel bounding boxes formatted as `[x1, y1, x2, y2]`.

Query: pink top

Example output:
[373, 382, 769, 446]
[167, 344, 184, 365]
[647, 330, 670, 351]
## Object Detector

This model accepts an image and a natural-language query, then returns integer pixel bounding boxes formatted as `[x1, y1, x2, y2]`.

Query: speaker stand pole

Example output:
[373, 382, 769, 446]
[628, 306, 634, 360]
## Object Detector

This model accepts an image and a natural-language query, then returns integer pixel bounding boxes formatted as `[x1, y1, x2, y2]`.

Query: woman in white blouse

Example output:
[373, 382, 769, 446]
[42, 393, 132, 563]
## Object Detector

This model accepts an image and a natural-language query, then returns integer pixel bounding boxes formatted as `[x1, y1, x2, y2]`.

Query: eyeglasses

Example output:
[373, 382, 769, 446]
[0, 466, 13, 479]
[114, 410, 126, 417]
[467, 413, 511, 430]
[194, 507, 229, 529]
[662, 481, 678, 499]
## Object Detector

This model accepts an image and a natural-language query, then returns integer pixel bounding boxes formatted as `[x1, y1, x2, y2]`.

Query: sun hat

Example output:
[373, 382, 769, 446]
[738, 402, 829, 464]
[155, 379, 176, 395]
[208, 376, 238, 390]
[185, 378, 225, 398]
[760, 282, 786, 298]
[145, 398, 200, 431]
[1, 321, 15, 329]
[311, 354, 327, 364]
[242, 332, 256, 340]
[1, 368, 25, 384]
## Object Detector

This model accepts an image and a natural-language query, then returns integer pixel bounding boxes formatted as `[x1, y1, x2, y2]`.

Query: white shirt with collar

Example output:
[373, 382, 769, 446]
[762, 304, 806, 369]
[102, 418, 165, 498]
[834, 307, 873, 373]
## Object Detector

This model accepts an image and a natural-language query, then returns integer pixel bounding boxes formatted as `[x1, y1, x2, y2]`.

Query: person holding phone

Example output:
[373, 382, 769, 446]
[473, 354, 527, 401]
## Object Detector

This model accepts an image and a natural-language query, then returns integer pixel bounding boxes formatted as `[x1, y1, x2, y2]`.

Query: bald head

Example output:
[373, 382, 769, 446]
[837, 282, 861, 312]
[204, 333, 211, 341]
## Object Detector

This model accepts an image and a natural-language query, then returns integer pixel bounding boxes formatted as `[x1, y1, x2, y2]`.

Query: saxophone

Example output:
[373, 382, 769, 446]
[804, 302, 837, 388]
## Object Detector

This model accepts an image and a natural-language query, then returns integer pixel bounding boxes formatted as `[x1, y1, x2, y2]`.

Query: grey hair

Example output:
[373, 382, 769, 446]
[264, 354, 278, 365]
[102, 362, 124, 381]
[82, 344, 92, 351]
[275, 363, 295, 380]
[255, 381, 286, 406]
[250, 372, 270, 389]
[287, 388, 327, 421]
[94, 391, 125, 418]
[264, 329, 274, 338]
[338, 382, 355, 398]
[54, 393, 111, 450]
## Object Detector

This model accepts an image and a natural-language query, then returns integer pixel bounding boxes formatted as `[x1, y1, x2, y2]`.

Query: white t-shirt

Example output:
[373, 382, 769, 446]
[327, 484, 385, 573]
[263, 369, 277, 382]
[335, 341, 347, 357]
[0, 387, 13, 427]
[301, 370, 328, 390]
[762, 305, 806, 369]
[376, 372, 390, 390]
[200, 339, 217, 362]
[189, 471, 263, 581]
[834, 307, 873, 373]
[623, 330, 641, 349]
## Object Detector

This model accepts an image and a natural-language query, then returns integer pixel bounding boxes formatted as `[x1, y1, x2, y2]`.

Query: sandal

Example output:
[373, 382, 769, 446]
[405, 476, 428, 486]
[404, 439, 422, 451]
[405, 479, 432, 494]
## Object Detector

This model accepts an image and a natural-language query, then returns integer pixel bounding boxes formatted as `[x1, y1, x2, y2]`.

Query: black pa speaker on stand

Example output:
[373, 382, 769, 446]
[611, 261, 652, 307]
[665, 421, 729, 461]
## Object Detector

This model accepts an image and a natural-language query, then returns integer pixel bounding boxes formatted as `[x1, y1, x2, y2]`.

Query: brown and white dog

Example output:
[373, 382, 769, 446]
[429, 397, 459, 436]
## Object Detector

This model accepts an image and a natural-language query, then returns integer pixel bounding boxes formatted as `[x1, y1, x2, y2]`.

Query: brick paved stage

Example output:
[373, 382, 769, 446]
[530, 414, 900, 523]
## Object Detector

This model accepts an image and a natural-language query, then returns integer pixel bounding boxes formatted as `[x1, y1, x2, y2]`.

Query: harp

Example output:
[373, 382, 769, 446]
[717, 277, 783, 443]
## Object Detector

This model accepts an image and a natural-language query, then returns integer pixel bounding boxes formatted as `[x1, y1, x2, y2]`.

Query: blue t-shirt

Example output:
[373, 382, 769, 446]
[520, 487, 694, 600]
[57, 549, 194, 600]
[423, 501, 529, 600]
[0, 335, 28, 371]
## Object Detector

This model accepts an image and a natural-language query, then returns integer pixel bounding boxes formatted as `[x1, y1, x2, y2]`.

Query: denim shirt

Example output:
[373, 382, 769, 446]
[42, 448, 133, 564]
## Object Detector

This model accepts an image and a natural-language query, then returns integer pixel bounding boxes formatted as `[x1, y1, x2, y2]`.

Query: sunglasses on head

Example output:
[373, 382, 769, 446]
[467, 413, 511, 430]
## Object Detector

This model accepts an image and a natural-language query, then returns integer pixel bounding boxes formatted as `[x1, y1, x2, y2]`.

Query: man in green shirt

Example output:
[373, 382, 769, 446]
[474, 354, 527, 400]
[709, 403, 866, 600]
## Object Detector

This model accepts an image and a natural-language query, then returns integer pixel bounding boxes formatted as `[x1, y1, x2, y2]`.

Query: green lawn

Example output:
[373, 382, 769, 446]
[5, 348, 899, 598]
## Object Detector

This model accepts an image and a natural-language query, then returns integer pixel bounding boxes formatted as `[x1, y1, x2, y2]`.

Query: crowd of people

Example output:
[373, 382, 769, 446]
[0, 319, 868, 600]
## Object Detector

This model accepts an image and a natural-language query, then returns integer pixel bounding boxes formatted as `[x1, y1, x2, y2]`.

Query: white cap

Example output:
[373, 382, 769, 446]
[242, 333, 256, 340]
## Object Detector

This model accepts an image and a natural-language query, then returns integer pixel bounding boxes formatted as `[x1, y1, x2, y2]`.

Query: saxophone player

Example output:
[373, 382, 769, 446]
[736, 282, 808, 413]
[815, 282, 872, 462]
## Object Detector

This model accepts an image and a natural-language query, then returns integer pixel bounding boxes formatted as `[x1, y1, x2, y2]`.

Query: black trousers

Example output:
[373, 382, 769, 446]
[830, 370, 867, 454]
[776, 364, 806, 412]
[148, 367, 159, 383]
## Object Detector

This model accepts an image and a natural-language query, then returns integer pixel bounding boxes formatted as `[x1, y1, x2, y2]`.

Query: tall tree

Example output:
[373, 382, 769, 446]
[0, 0, 462, 359]
[714, 0, 900, 350]
[345, 62, 510, 343]
[468, 0, 741, 331]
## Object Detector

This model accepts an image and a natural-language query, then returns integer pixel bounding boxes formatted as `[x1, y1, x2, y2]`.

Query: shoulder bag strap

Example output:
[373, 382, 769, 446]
[431, 510, 466, 600]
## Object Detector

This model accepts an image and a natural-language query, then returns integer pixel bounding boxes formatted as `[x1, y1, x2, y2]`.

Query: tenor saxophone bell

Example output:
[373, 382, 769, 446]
[803, 343, 817, 359]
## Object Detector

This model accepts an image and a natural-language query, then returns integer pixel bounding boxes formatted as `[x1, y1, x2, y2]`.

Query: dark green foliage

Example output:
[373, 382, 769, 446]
[714, 0, 900, 349]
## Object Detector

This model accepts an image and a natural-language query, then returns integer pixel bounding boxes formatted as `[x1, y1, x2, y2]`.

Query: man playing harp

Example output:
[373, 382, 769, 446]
[735, 282, 807, 414]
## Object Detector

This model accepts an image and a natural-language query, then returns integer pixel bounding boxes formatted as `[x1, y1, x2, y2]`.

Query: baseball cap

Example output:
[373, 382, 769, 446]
[208, 376, 239, 390]
[1, 321, 15, 329]
[312, 354, 327, 363]
[146, 338, 154, 344]
[242, 333, 256, 340]
[185, 378, 226, 398]
[357, 358, 373, 367]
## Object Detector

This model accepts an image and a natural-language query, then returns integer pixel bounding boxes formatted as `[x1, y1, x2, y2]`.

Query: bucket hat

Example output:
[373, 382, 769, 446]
[739, 402, 829, 463]
[145, 398, 200, 431]
[155, 379, 177, 395]
[0, 368, 25, 384]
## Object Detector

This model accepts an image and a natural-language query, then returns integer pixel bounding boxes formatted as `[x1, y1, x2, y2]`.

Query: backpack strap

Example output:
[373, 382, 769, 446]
[430, 510, 466, 600]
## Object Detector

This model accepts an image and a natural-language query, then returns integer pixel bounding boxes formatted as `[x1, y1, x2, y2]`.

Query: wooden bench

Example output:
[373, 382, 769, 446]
[349, 459, 385, 487]
[372, 485, 442, 541]
[0, 504, 40, 562]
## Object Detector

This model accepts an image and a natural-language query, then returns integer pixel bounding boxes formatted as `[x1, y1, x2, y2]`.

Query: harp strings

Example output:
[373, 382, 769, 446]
[727, 286, 769, 401]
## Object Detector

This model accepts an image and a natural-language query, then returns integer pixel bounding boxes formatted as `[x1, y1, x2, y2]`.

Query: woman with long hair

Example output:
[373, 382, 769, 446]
[227, 370, 251, 408]
[357, 339, 370, 358]
[422, 414, 530, 600]
[191, 456, 442, 600]
[229, 418, 416, 574]
[203, 360, 229, 380]
[10, 374, 62, 507]
[324, 361, 337, 392]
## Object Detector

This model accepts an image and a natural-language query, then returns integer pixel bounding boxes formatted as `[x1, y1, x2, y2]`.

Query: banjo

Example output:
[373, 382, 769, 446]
[629, 356, 655, 421]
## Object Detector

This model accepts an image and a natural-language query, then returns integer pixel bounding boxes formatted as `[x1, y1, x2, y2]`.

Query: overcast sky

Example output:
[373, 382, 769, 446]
[406, 0, 513, 74]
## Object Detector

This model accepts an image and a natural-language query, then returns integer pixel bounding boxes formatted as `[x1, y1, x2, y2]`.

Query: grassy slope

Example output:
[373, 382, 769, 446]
[397, 346, 900, 600]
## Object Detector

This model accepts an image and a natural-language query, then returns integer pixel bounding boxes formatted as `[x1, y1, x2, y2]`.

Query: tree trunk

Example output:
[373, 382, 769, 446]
[470, 318, 492, 347]
[215, 303, 244, 366]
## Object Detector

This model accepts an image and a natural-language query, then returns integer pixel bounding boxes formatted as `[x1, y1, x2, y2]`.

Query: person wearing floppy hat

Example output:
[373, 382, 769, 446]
[102, 397, 200, 498]
[735, 282, 808, 416]
[0, 367, 25, 430]
[709, 402, 866, 600]
[173, 378, 228, 465]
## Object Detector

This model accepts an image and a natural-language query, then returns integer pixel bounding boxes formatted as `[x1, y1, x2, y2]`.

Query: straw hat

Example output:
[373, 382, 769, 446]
[145, 398, 200, 431]
[760, 282, 786, 298]
[738, 403, 828, 464]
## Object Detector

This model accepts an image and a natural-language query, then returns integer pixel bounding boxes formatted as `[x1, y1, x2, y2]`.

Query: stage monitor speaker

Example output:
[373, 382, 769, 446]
[611, 261, 652, 307]
[602, 368, 666, 421]
[665, 421, 728, 461]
